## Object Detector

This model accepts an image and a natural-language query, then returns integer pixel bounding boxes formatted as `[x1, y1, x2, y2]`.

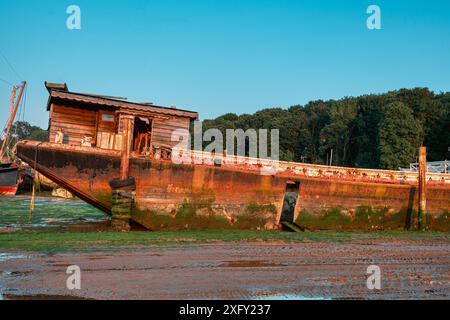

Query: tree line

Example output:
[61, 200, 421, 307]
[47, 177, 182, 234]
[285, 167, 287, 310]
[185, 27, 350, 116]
[202, 88, 450, 170]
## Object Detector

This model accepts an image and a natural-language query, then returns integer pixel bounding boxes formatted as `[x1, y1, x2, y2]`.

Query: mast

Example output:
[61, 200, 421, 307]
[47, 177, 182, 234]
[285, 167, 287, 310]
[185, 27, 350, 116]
[10, 85, 18, 114]
[0, 81, 26, 162]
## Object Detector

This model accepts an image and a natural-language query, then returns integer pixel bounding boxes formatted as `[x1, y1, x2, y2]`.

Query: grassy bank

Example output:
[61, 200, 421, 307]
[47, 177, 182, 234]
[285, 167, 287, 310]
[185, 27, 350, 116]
[0, 230, 449, 253]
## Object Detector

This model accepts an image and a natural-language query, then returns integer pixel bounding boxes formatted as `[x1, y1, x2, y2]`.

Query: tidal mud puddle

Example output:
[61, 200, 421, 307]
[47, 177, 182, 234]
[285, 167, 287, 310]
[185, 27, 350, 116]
[0, 254, 28, 301]
[254, 293, 330, 300]
[3, 294, 93, 300]
[220, 260, 287, 268]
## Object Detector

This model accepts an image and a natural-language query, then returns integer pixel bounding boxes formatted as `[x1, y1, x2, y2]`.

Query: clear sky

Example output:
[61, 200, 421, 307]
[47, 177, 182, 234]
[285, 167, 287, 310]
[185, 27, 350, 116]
[0, 0, 449, 129]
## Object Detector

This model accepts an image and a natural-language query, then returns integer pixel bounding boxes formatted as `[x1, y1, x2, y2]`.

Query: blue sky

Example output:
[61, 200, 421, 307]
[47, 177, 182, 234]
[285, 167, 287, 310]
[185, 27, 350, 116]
[0, 0, 449, 128]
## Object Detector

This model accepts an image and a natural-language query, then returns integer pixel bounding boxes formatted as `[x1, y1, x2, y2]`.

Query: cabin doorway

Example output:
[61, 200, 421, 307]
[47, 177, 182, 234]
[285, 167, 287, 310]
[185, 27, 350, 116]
[132, 117, 153, 156]
[279, 181, 304, 232]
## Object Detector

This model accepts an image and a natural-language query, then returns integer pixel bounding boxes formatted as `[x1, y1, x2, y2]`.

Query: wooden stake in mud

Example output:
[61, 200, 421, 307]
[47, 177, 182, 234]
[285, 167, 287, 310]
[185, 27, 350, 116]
[29, 179, 36, 222]
[418, 147, 427, 231]
[120, 115, 134, 180]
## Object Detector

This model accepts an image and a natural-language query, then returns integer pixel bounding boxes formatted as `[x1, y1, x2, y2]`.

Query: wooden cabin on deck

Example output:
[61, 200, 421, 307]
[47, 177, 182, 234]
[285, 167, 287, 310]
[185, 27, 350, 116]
[44, 82, 198, 159]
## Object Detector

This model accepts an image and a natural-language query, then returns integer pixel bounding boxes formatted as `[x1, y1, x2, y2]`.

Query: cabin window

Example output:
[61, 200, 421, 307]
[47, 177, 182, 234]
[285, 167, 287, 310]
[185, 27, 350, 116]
[101, 113, 115, 122]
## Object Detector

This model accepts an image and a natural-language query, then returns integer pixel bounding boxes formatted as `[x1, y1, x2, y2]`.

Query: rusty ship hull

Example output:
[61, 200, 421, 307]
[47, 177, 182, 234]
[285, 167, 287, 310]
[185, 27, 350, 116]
[16, 141, 450, 231]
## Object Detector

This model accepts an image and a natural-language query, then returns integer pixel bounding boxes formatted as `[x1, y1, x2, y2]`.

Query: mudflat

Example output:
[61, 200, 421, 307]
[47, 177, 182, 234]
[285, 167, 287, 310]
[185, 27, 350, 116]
[1, 237, 449, 300]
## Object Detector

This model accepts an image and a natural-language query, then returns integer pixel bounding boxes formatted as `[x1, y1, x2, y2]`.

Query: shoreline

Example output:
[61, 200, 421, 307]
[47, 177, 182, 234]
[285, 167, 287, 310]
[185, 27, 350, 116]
[1, 229, 450, 253]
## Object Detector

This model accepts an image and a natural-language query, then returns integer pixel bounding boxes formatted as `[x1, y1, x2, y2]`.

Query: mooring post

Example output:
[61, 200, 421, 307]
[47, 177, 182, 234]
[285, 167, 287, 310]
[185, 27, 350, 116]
[110, 179, 135, 232]
[109, 115, 136, 232]
[418, 146, 427, 231]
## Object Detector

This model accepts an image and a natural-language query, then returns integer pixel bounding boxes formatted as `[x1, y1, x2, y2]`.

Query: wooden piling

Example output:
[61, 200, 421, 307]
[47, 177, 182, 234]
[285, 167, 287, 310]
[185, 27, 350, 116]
[418, 147, 427, 231]
[110, 186, 135, 232]
[109, 176, 136, 232]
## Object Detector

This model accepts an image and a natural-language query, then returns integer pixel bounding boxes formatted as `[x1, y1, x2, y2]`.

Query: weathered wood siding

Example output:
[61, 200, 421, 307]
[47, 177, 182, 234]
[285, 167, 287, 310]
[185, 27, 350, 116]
[49, 102, 191, 149]
[49, 103, 97, 146]
[49, 104, 118, 147]
[97, 111, 116, 134]
[152, 117, 190, 148]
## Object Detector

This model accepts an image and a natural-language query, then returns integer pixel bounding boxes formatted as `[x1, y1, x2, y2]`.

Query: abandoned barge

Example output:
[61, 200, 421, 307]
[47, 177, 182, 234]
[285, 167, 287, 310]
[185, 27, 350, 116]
[15, 83, 450, 231]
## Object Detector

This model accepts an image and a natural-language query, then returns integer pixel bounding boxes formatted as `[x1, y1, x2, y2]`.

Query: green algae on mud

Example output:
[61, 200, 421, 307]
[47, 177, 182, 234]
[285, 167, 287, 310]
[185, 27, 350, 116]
[0, 196, 106, 230]
[0, 229, 449, 253]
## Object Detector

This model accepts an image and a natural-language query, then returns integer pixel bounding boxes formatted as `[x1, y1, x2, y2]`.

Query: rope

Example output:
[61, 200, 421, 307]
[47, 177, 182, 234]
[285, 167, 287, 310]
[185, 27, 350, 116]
[11, 87, 25, 141]
[20, 85, 27, 122]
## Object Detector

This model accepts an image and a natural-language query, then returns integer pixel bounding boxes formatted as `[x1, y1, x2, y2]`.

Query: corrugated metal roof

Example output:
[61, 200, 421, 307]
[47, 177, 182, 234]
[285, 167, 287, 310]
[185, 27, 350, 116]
[45, 83, 198, 119]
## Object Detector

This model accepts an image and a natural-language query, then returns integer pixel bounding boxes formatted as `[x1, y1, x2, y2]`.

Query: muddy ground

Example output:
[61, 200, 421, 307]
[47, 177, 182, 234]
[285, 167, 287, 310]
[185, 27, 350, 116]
[1, 238, 449, 300]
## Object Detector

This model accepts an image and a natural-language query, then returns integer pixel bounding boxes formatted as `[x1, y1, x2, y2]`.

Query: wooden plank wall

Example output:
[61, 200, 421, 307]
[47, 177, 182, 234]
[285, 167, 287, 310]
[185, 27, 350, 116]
[97, 111, 116, 133]
[152, 117, 190, 148]
[96, 111, 118, 149]
[49, 104, 97, 146]
[49, 103, 192, 149]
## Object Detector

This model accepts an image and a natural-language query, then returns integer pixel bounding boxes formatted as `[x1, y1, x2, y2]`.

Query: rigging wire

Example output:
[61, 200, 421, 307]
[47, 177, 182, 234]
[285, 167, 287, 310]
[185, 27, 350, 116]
[10, 84, 27, 149]
[0, 77, 14, 86]
[18, 84, 27, 122]
[0, 83, 26, 158]
[0, 49, 23, 81]
[0, 78, 19, 139]
[0, 97, 11, 140]
[0, 83, 17, 139]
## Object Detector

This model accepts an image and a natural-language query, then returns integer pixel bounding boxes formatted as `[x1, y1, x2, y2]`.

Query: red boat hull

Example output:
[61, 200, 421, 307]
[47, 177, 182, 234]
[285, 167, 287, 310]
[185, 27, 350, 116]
[0, 165, 19, 196]
[0, 185, 18, 196]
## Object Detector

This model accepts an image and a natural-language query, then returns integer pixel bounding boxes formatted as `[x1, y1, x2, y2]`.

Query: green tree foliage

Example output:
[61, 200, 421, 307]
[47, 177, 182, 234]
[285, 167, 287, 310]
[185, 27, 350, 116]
[9, 121, 48, 142]
[319, 99, 358, 166]
[379, 102, 422, 169]
[201, 88, 450, 169]
[1, 121, 48, 147]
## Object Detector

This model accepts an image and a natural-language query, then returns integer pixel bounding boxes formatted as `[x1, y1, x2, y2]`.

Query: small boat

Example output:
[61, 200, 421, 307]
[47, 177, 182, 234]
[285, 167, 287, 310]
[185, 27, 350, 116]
[0, 163, 19, 196]
[0, 81, 26, 196]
